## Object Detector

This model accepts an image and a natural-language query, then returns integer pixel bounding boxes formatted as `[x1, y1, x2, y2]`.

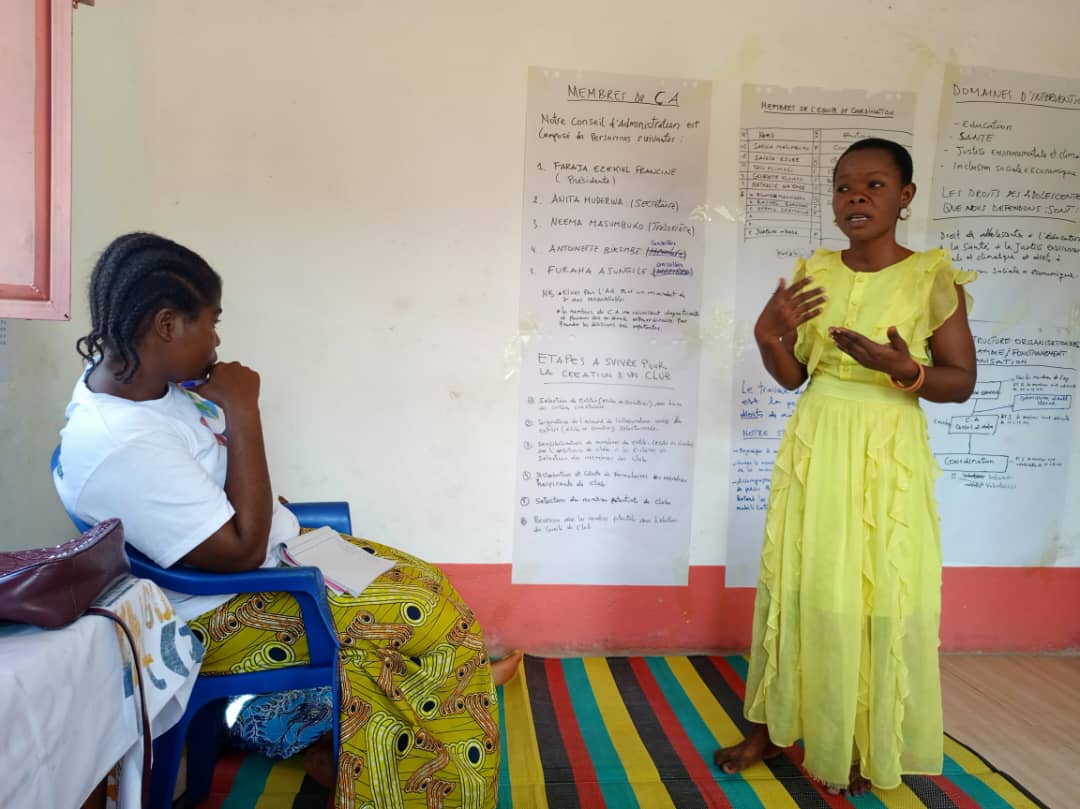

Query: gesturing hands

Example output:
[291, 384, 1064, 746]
[754, 277, 827, 345]
[829, 326, 920, 382]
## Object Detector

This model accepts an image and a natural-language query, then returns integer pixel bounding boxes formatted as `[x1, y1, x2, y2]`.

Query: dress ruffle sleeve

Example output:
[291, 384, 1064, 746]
[912, 249, 977, 351]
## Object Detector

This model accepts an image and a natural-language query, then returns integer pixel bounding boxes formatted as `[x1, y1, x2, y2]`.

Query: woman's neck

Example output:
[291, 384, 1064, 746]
[842, 236, 913, 273]
[86, 355, 169, 401]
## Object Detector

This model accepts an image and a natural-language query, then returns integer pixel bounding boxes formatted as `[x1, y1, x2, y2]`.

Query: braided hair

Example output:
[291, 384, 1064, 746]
[833, 137, 914, 186]
[77, 233, 222, 383]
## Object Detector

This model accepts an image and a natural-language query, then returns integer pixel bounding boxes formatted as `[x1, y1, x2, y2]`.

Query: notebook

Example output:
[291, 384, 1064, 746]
[277, 526, 395, 596]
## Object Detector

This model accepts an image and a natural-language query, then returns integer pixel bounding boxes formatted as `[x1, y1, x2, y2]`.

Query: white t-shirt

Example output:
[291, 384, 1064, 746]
[54, 372, 300, 620]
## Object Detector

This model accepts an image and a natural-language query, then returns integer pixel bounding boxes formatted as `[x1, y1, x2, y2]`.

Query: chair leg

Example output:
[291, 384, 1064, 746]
[150, 699, 224, 809]
[331, 664, 342, 773]
[149, 712, 189, 809]
[182, 700, 226, 806]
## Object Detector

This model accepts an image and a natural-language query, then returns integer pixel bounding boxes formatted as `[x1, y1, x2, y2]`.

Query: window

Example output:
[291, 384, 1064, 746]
[0, 0, 73, 320]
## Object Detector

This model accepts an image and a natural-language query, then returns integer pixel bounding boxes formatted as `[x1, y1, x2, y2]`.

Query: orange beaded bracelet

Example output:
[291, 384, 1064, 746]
[890, 363, 925, 393]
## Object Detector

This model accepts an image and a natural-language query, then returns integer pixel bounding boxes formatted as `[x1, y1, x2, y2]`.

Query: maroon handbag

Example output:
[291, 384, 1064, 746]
[0, 517, 130, 628]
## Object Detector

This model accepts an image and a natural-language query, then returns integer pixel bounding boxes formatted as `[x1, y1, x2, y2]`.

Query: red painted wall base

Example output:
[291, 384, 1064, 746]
[439, 564, 1080, 654]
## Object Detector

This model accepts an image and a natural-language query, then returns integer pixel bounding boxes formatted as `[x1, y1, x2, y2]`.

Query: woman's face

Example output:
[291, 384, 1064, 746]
[831, 148, 915, 243]
[171, 303, 221, 381]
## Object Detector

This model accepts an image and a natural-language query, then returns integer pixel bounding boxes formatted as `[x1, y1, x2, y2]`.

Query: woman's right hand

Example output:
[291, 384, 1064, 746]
[182, 359, 272, 572]
[198, 361, 261, 413]
[753, 276, 826, 345]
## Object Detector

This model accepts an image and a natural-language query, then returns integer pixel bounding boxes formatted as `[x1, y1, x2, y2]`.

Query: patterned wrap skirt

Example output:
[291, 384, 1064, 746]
[190, 534, 499, 809]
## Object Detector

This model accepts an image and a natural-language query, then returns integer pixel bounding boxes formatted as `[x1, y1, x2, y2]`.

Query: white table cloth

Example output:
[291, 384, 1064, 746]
[0, 576, 203, 809]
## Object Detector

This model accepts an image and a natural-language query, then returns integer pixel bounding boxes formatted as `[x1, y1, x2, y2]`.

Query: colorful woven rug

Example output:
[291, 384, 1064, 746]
[195, 655, 1047, 809]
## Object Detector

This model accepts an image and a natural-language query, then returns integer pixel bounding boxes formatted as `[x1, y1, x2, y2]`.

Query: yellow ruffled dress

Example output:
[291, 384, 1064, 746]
[743, 248, 977, 790]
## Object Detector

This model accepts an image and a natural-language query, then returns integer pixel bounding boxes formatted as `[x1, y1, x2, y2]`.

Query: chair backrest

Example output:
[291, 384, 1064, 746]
[50, 444, 93, 534]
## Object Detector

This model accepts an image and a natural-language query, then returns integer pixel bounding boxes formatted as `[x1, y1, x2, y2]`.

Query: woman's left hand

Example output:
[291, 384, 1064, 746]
[829, 325, 920, 381]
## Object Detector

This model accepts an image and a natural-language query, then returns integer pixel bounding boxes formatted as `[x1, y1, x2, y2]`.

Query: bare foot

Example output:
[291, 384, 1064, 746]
[823, 765, 872, 796]
[713, 724, 782, 774]
[490, 650, 524, 686]
[846, 765, 872, 796]
[302, 734, 336, 790]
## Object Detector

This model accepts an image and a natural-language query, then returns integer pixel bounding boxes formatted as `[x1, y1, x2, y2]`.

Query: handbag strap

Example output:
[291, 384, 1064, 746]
[88, 606, 153, 808]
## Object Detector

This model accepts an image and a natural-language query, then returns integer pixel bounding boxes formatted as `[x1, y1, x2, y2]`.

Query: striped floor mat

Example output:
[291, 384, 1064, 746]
[195, 655, 1047, 809]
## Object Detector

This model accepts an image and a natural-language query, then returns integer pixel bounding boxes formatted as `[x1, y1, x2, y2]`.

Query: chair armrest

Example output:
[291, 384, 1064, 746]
[126, 547, 340, 667]
[284, 501, 352, 536]
[127, 547, 323, 596]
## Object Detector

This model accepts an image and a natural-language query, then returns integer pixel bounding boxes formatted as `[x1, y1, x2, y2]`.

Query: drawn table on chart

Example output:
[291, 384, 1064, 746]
[738, 126, 913, 245]
[936, 367, 1076, 478]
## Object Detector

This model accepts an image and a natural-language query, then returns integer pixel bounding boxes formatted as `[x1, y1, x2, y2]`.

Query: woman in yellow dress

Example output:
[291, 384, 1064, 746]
[714, 139, 978, 794]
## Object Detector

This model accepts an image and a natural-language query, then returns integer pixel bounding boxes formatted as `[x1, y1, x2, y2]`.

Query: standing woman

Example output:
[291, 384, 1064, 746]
[715, 139, 977, 794]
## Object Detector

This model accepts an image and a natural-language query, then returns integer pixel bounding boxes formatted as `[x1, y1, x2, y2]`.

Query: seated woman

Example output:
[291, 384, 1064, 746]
[54, 232, 521, 808]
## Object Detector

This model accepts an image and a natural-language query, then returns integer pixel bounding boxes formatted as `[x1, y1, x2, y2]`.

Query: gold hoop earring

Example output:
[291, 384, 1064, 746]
[898, 207, 911, 221]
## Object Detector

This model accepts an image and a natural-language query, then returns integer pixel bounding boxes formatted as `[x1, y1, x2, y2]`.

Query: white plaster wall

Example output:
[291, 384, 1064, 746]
[3, 0, 1078, 566]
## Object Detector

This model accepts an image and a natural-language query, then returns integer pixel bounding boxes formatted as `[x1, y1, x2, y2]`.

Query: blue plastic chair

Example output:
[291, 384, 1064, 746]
[50, 445, 344, 808]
